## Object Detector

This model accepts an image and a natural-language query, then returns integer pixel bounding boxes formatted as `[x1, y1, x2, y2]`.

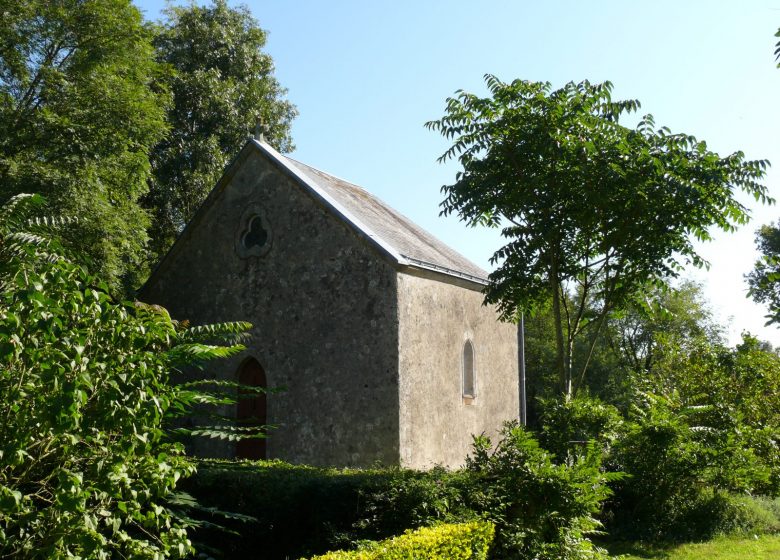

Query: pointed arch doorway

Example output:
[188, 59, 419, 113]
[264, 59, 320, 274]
[236, 358, 267, 460]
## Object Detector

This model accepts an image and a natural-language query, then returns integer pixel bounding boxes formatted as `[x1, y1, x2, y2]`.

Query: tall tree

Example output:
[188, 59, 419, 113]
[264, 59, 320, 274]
[747, 29, 780, 321]
[747, 223, 780, 324]
[605, 281, 722, 375]
[427, 76, 770, 397]
[0, 0, 168, 294]
[145, 0, 297, 261]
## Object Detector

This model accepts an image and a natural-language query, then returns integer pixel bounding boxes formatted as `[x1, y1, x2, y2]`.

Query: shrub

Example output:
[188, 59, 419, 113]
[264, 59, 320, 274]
[306, 521, 495, 560]
[465, 422, 617, 560]
[188, 426, 619, 559]
[607, 391, 773, 541]
[0, 194, 248, 558]
[537, 395, 624, 462]
[183, 459, 472, 559]
[687, 493, 780, 538]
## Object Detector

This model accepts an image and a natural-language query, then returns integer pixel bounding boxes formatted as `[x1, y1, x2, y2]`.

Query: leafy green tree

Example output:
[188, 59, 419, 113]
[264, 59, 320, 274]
[747, 223, 780, 325]
[523, 297, 625, 422]
[605, 281, 722, 374]
[0, 193, 251, 557]
[145, 0, 297, 261]
[610, 342, 780, 541]
[0, 0, 168, 294]
[427, 76, 770, 396]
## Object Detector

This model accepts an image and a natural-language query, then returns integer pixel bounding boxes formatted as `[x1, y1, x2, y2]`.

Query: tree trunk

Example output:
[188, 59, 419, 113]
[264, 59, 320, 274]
[565, 333, 574, 398]
[550, 254, 569, 397]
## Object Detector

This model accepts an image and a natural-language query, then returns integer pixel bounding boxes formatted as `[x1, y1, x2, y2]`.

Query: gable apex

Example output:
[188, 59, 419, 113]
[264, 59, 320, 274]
[249, 139, 410, 269]
[249, 140, 489, 287]
[144, 139, 489, 295]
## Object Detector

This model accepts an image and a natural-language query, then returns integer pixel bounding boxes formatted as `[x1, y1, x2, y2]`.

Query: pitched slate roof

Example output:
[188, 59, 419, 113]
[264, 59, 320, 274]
[252, 139, 488, 285]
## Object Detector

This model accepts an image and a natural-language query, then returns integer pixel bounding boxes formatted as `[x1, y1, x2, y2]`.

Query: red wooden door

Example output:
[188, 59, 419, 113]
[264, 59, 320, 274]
[236, 359, 267, 460]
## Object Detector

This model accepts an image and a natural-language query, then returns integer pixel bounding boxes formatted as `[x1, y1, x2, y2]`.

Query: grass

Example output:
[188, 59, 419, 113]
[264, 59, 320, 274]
[606, 535, 780, 559]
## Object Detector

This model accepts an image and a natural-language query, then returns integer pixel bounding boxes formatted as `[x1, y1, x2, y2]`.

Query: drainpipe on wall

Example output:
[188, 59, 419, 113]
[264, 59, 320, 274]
[518, 313, 527, 426]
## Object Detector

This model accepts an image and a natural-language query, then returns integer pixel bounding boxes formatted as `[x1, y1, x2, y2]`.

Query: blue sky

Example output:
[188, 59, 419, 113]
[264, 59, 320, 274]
[137, 0, 780, 346]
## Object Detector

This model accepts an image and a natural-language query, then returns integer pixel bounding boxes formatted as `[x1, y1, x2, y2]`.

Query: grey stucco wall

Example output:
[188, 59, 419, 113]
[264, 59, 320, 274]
[142, 148, 400, 467]
[397, 271, 519, 469]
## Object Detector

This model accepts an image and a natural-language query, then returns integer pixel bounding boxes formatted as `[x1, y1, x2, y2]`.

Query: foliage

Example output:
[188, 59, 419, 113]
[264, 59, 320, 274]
[427, 75, 770, 395]
[653, 335, 780, 493]
[537, 395, 623, 462]
[464, 422, 618, 560]
[186, 442, 619, 560]
[523, 282, 723, 415]
[0, 194, 249, 558]
[522, 300, 627, 423]
[747, 222, 780, 325]
[306, 522, 495, 560]
[351, 466, 475, 538]
[182, 459, 471, 559]
[0, 0, 169, 294]
[608, 388, 775, 541]
[604, 282, 722, 375]
[692, 493, 780, 538]
[145, 0, 297, 261]
[775, 27, 780, 67]
[608, 491, 780, 544]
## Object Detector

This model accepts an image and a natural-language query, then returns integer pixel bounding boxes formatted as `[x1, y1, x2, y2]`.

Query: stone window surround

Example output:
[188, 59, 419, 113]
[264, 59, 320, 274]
[462, 338, 476, 403]
[235, 204, 273, 258]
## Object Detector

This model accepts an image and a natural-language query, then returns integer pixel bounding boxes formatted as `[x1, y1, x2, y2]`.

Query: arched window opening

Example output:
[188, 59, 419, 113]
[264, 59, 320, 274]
[236, 358, 267, 460]
[463, 340, 476, 400]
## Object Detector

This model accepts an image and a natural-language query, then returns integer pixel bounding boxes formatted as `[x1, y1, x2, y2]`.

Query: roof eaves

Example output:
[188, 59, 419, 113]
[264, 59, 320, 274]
[250, 138, 410, 267]
[403, 256, 489, 286]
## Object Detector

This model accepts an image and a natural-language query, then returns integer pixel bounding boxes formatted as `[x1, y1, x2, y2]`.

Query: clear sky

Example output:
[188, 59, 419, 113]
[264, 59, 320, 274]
[137, 0, 780, 346]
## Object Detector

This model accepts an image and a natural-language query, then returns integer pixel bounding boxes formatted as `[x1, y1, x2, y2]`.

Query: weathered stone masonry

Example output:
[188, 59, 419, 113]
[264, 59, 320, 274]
[142, 139, 519, 468]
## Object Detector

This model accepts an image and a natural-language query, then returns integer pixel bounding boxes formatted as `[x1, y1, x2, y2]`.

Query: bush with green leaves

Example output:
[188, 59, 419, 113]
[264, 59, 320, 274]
[464, 422, 618, 560]
[607, 390, 773, 541]
[537, 395, 624, 462]
[0, 194, 249, 558]
[188, 426, 620, 559]
[183, 459, 472, 559]
[306, 521, 495, 560]
[686, 493, 780, 539]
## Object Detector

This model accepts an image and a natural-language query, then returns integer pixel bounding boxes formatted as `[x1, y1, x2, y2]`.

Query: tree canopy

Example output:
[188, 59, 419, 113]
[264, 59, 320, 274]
[747, 223, 780, 325]
[0, 0, 168, 294]
[427, 75, 770, 396]
[144, 0, 297, 261]
[747, 28, 780, 324]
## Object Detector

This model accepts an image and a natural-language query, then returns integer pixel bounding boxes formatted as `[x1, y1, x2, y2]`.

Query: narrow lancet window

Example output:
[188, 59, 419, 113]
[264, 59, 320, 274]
[463, 340, 475, 399]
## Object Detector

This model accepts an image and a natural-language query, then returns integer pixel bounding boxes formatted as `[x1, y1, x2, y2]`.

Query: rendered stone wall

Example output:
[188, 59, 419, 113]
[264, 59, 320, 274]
[142, 147, 400, 467]
[397, 271, 519, 468]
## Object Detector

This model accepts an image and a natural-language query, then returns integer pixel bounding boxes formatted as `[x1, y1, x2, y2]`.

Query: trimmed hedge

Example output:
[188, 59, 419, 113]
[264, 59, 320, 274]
[183, 459, 470, 559]
[307, 522, 495, 560]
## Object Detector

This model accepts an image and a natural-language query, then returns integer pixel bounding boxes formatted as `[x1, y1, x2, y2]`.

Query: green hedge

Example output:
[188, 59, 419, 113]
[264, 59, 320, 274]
[183, 459, 470, 559]
[306, 522, 495, 560]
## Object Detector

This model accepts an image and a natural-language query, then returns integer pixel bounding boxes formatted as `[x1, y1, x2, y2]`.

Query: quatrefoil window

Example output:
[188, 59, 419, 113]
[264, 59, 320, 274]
[236, 206, 272, 258]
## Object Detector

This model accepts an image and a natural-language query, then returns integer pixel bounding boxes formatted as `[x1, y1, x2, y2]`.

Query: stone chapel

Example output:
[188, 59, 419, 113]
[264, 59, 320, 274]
[141, 138, 520, 469]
